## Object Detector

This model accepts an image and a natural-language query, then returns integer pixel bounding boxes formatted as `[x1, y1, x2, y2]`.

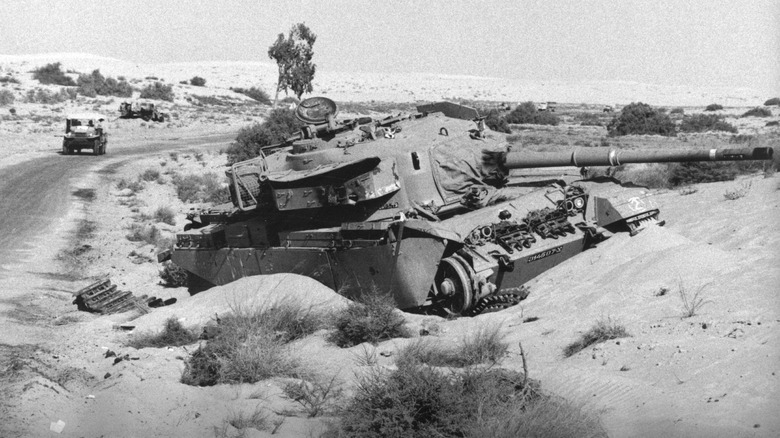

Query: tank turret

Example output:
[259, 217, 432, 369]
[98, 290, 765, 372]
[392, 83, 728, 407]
[161, 98, 774, 316]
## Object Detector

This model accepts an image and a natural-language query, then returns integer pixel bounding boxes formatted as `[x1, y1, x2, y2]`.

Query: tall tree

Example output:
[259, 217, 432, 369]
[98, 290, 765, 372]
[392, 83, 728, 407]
[268, 23, 317, 106]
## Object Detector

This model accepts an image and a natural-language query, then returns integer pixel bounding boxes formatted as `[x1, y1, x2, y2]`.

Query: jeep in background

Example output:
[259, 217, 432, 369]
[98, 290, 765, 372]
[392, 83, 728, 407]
[119, 101, 167, 122]
[62, 113, 107, 155]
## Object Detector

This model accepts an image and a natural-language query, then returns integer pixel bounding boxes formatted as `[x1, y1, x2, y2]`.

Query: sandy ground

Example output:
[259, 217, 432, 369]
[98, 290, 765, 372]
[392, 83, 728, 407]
[1, 53, 779, 438]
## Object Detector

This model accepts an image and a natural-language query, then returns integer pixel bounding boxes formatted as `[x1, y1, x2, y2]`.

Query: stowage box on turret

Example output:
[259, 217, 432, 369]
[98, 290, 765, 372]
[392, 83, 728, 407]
[159, 97, 773, 315]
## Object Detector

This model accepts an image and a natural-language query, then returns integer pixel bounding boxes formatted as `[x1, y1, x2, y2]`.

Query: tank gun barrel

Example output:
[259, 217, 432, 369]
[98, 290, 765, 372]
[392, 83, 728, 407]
[487, 147, 773, 170]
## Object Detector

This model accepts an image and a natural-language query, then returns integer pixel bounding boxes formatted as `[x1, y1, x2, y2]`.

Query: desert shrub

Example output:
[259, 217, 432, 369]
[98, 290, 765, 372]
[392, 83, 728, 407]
[328, 293, 411, 348]
[189, 76, 206, 86]
[606, 102, 675, 137]
[26, 88, 71, 104]
[397, 326, 508, 367]
[767, 121, 779, 127]
[483, 108, 511, 133]
[283, 374, 344, 417]
[333, 364, 553, 438]
[679, 113, 737, 133]
[76, 69, 133, 98]
[505, 101, 560, 126]
[563, 317, 629, 357]
[181, 301, 326, 386]
[32, 62, 76, 86]
[226, 108, 303, 164]
[0, 75, 20, 84]
[140, 82, 174, 101]
[139, 168, 161, 182]
[159, 261, 188, 287]
[231, 86, 272, 104]
[742, 107, 772, 117]
[126, 317, 199, 349]
[705, 103, 724, 112]
[191, 95, 229, 106]
[116, 178, 144, 193]
[153, 206, 176, 225]
[171, 172, 226, 203]
[280, 96, 299, 104]
[765, 97, 780, 106]
[668, 162, 739, 186]
[574, 112, 604, 126]
[0, 89, 13, 106]
[125, 223, 161, 245]
[670, 107, 685, 115]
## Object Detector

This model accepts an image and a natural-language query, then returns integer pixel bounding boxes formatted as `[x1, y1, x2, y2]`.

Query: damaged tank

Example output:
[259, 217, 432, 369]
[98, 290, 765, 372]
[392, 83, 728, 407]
[159, 97, 773, 315]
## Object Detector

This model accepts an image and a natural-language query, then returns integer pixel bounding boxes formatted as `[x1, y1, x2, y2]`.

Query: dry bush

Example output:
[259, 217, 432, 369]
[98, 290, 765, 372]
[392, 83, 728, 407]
[226, 108, 303, 165]
[0, 89, 14, 106]
[765, 97, 780, 106]
[505, 101, 560, 126]
[231, 86, 272, 104]
[668, 162, 739, 187]
[670, 107, 685, 115]
[25, 88, 72, 104]
[159, 261, 188, 287]
[125, 223, 161, 245]
[77, 69, 133, 97]
[153, 206, 176, 225]
[397, 326, 508, 367]
[189, 76, 206, 86]
[705, 103, 723, 112]
[282, 374, 344, 417]
[170, 172, 226, 204]
[606, 102, 675, 137]
[126, 317, 199, 349]
[573, 112, 605, 126]
[563, 317, 629, 357]
[328, 293, 411, 348]
[181, 300, 327, 386]
[742, 107, 772, 118]
[679, 113, 737, 133]
[0, 75, 20, 84]
[32, 62, 76, 86]
[140, 81, 174, 101]
[483, 108, 511, 133]
[139, 168, 161, 182]
[116, 178, 144, 193]
[329, 364, 552, 438]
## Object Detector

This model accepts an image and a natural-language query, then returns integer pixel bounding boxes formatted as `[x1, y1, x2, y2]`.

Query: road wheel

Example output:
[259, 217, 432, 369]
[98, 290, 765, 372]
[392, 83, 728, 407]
[433, 256, 474, 315]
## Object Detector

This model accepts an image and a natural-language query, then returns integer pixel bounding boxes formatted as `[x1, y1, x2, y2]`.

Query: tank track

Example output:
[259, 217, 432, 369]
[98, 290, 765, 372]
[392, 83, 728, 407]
[466, 287, 529, 316]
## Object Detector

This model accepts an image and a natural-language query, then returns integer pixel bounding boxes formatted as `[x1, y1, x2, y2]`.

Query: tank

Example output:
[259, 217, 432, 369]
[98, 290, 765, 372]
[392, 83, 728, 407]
[160, 97, 773, 315]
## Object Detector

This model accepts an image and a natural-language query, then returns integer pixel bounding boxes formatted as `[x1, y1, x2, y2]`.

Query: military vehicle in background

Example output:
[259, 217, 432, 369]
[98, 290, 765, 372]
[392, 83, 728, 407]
[119, 101, 167, 122]
[62, 113, 107, 155]
[160, 97, 773, 316]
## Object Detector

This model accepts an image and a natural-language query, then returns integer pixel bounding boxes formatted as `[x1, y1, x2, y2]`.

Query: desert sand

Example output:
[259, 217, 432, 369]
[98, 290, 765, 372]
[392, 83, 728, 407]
[1, 53, 778, 437]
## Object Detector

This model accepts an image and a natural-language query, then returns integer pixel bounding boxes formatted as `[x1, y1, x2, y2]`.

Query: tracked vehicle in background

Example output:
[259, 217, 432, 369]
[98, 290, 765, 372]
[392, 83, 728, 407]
[160, 97, 773, 315]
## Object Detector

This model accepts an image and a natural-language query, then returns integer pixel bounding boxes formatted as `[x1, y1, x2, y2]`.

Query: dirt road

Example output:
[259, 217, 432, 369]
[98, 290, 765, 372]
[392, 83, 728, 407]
[0, 132, 235, 274]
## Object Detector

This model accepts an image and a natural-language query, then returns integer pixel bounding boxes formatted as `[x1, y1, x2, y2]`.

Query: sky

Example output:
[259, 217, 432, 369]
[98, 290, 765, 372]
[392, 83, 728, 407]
[1, 0, 778, 94]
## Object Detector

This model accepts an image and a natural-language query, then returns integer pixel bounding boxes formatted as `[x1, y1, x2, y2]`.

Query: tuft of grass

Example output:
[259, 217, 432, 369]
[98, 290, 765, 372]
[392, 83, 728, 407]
[397, 326, 508, 368]
[563, 318, 630, 357]
[126, 317, 199, 349]
[153, 206, 176, 225]
[678, 280, 712, 318]
[159, 261, 188, 287]
[216, 406, 268, 436]
[283, 374, 344, 417]
[181, 300, 327, 386]
[328, 293, 411, 348]
[723, 180, 752, 200]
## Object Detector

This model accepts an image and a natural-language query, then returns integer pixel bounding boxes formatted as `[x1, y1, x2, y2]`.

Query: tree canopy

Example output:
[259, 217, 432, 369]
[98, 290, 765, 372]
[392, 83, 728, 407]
[268, 23, 317, 105]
